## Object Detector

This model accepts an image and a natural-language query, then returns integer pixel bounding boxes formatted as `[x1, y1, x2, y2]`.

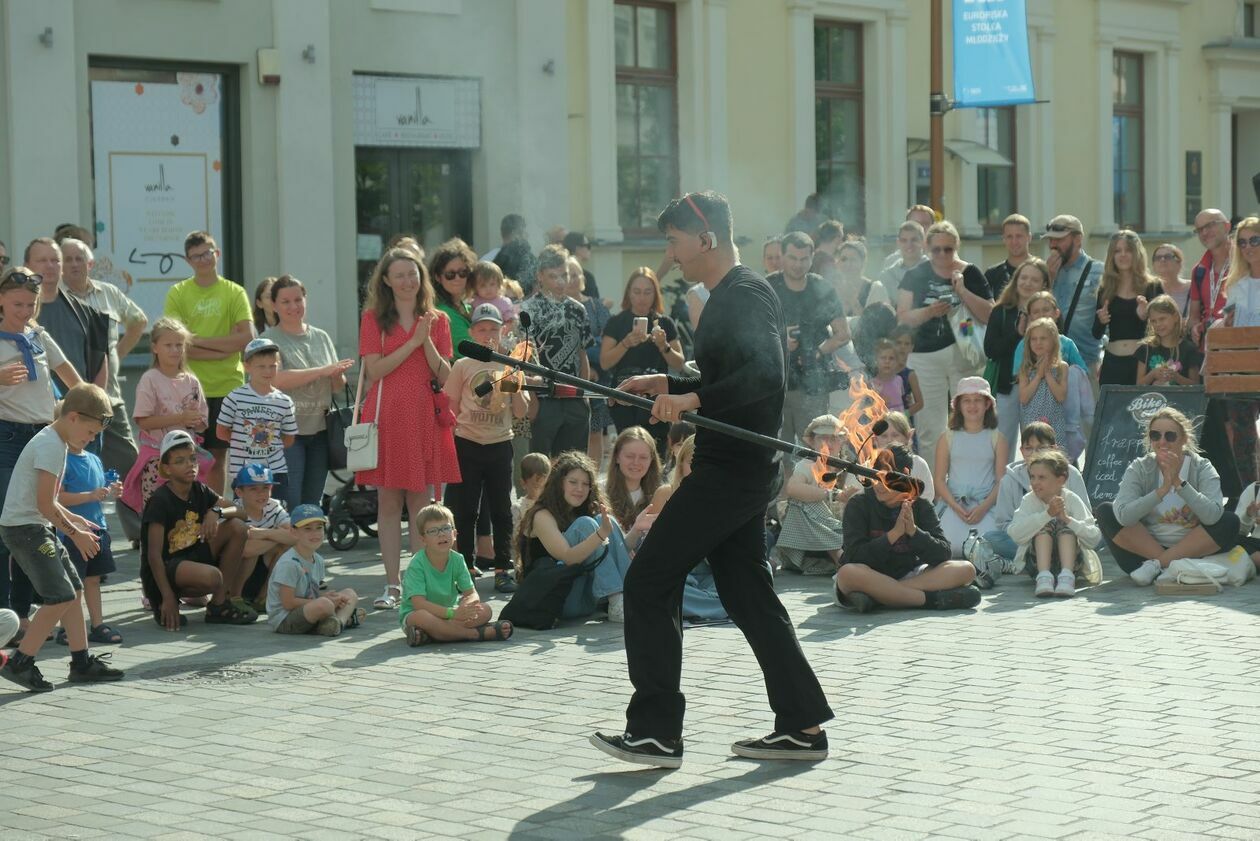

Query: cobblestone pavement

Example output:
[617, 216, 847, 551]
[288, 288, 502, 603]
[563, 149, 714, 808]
[3, 530, 1259, 841]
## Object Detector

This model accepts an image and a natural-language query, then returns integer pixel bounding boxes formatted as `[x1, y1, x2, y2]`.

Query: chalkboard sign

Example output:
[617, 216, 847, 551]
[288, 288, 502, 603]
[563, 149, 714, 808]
[1082, 385, 1208, 506]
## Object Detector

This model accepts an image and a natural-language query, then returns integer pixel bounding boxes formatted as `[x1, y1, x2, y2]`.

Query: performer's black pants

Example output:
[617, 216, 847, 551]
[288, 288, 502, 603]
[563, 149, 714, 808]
[623, 468, 833, 740]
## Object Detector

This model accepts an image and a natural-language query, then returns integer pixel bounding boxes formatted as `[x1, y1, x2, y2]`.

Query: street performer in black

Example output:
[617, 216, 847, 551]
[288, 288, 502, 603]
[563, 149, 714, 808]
[591, 191, 833, 768]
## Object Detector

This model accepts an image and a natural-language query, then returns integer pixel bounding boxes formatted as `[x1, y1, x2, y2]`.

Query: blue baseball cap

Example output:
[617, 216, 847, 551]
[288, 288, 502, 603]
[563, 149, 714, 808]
[243, 337, 280, 360]
[290, 504, 328, 528]
[233, 463, 275, 488]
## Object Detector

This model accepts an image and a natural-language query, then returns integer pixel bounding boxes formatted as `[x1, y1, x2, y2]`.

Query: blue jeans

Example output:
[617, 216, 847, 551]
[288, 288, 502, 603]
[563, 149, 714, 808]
[682, 560, 727, 621]
[554, 516, 632, 619]
[283, 430, 329, 509]
[983, 528, 1018, 561]
[0, 419, 46, 612]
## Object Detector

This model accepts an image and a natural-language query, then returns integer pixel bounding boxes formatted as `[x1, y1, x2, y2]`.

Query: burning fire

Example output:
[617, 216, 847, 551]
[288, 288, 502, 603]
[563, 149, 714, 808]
[811, 441, 836, 490]
[836, 373, 888, 466]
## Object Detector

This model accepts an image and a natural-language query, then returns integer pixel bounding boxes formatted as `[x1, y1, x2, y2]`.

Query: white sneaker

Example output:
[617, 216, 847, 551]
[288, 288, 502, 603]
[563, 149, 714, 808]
[1054, 571, 1076, 598]
[1129, 558, 1162, 586]
[607, 592, 625, 623]
[1034, 571, 1055, 598]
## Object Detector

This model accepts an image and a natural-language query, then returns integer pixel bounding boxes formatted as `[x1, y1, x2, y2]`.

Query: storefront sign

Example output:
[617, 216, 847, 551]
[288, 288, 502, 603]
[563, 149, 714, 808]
[90, 75, 226, 321]
[953, 0, 1036, 108]
[353, 74, 480, 148]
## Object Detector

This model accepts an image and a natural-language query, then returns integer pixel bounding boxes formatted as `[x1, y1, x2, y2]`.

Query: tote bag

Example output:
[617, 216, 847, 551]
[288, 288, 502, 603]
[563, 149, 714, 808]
[325, 384, 356, 471]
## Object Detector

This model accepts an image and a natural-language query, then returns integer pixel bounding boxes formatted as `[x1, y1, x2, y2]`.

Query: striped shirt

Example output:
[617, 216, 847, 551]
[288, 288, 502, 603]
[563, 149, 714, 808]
[218, 384, 298, 476]
[244, 497, 290, 529]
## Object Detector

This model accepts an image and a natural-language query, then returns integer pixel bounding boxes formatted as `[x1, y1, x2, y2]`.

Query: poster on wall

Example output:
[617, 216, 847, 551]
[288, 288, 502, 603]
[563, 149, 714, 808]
[90, 74, 226, 321]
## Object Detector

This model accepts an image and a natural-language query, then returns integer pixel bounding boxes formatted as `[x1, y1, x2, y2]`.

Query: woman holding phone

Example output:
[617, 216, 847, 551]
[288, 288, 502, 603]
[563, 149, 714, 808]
[600, 268, 684, 455]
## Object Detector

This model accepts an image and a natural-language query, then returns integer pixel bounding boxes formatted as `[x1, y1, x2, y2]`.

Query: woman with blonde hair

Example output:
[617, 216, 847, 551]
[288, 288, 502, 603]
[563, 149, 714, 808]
[358, 247, 459, 610]
[1092, 230, 1162, 385]
[1096, 407, 1240, 585]
[984, 257, 1053, 446]
[1215, 215, 1260, 486]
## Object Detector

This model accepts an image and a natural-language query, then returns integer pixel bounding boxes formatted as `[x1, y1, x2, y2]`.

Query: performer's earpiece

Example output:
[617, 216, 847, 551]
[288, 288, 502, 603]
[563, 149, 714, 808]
[684, 194, 717, 252]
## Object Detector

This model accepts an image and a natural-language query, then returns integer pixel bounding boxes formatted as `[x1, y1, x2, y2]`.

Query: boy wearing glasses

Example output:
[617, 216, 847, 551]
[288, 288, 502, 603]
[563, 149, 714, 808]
[266, 504, 362, 637]
[163, 230, 253, 494]
[400, 504, 513, 646]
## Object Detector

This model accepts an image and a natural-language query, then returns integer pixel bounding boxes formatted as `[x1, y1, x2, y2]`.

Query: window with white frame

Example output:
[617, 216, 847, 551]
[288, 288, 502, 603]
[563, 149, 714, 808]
[976, 107, 1017, 232]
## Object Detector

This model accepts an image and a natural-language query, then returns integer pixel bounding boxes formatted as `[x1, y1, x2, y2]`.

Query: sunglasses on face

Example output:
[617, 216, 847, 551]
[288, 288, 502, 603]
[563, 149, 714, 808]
[1152, 253, 1180, 262]
[1149, 430, 1180, 443]
[423, 524, 455, 536]
[1238, 235, 1260, 249]
[1, 271, 43, 291]
[442, 268, 470, 281]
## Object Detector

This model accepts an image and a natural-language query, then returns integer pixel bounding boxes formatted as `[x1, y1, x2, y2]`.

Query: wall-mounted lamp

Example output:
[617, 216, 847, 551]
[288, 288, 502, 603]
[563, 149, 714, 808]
[302, 44, 316, 64]
[542, 59, 555, 75]
[38, 26, 53, 47]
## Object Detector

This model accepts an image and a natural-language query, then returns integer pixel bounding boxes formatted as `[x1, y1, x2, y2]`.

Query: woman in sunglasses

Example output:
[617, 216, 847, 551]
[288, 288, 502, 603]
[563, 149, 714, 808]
[0, 267, 84, 641]
[896, 220, 994, 469]
[1096, 407, 1240, 586]
[429, 238, 477, 361]
[833, 444, 980, 613]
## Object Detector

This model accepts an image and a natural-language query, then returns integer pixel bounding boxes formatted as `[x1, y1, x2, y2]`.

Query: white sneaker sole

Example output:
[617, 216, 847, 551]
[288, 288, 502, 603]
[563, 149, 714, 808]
[588, 734, 682, 769]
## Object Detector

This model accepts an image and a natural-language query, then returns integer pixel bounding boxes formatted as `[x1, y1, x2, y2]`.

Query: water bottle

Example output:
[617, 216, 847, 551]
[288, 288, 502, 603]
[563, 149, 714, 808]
[103, 469, 120, 513]
[104, 468, 120, 485]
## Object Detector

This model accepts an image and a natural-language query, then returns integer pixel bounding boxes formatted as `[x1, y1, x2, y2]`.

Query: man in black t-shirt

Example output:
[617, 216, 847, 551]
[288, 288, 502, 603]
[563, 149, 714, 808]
[765, 231, 849, 444]
[983, 213, 1032, 299]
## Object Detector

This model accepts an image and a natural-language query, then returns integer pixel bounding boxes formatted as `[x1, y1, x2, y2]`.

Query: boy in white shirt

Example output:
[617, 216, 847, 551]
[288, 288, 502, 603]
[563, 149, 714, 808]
[216, 338, 298, 505]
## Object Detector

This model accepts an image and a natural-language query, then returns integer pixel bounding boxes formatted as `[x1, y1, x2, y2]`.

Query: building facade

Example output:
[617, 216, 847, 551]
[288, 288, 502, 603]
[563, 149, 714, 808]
[1, 0, 1258, 350]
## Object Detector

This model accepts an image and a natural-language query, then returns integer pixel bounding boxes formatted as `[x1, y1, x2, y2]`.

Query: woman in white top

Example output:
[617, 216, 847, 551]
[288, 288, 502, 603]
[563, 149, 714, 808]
[1214, 215, 1260, 489]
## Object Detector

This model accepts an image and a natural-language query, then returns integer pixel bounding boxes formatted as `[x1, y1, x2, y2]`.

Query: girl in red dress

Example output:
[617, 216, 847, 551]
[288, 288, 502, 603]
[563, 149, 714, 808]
[358, 248, 461, 610]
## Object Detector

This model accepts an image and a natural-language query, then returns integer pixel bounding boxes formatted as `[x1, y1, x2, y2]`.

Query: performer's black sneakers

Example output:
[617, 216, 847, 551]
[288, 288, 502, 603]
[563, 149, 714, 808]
[589, 731, 683, 769]
[732, 730, 829, 761]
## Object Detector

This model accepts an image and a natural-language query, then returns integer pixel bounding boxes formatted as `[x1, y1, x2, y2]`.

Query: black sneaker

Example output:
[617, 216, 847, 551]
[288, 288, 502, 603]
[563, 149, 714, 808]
[732, 730, 828, 761]
[68, 653, 125, 683]
[836, 587, 876, 614]
[924, 585, 982, 610]
[494, 572, 517, 594]
[0, 658, 54, 693]
[589, 731, 683, 769]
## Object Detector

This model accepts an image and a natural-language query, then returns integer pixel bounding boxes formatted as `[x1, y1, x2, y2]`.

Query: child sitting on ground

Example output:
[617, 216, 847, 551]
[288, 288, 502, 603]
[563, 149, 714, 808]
[141, 430, 255, 630]
[775, 414, 862, 575]
[216, 338, 298, 505]
[1237, 477, 1260, 570]
[1006, 449, 1101, 598]
[266, 504, 363, 637]
[512, 452, 551, 539]
[233, 464, 296, 612]
[0, 384, 124, 692]
[400, 504, 513, 646]
[56, 424, 125, 645]
[873, 412, 934, 500]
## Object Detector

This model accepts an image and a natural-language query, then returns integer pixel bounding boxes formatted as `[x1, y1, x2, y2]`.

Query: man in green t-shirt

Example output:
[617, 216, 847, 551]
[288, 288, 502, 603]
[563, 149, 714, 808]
[163, 231, 253, 494]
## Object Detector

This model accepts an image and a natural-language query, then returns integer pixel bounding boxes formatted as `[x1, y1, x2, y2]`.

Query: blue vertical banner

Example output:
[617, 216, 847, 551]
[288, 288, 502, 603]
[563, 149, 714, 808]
[953, 0, 1036, 108]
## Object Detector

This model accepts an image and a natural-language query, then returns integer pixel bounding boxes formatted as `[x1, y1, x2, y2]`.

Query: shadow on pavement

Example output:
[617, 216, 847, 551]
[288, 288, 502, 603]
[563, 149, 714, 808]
[508, 762, 820, 840]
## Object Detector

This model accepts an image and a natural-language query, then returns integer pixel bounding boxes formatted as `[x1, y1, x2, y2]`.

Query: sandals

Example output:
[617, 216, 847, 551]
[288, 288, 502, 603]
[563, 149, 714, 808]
[345, 608, 367, 630]
[205, 600, 259, 625]
[373, 586, 401, 610]
[480, 620, 514, 641]
[55, 624, 123, 644]
[405, 625, 432, 647]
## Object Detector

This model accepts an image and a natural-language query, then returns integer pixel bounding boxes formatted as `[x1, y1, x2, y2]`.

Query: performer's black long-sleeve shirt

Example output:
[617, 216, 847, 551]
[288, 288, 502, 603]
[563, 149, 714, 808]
[668, 265, 785, 487]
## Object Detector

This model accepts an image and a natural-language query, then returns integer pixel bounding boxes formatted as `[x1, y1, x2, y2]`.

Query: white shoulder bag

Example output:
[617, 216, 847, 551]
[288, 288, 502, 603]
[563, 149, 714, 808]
[345, 360, 381, 473]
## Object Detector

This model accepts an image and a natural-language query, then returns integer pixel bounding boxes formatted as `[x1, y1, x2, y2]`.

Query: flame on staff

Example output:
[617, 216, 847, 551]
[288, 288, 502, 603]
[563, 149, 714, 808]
[811, 441, 837, 490]
[836, 373, 888, 467]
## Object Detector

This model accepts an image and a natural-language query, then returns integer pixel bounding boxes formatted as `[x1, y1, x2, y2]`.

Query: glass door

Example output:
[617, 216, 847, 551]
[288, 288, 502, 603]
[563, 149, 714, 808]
[354, 147, 472, 306]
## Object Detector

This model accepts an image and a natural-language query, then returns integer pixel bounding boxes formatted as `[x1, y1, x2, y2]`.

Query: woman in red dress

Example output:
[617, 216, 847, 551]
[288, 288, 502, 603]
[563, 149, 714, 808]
[358, 248, 461, 609]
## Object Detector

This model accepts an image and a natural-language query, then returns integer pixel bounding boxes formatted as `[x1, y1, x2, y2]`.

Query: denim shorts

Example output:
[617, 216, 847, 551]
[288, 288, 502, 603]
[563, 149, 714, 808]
[0, 523, 82, 604]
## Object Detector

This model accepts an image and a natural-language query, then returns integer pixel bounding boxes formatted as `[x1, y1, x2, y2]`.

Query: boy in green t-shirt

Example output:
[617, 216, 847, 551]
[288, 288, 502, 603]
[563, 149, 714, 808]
[163, 230, 253, 494]
[399, 504, 513, 647]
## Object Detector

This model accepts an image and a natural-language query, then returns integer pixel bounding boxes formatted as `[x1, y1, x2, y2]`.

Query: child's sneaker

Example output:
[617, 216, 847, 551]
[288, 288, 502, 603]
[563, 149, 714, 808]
[607, 593, 625, 623]
[1054, 570, 1076, 598]
[67, 653, 125, 683]
[1129, 558, 1162, 586]
[1034, 570, 1055, 598]
[314, 617, 342, 637]
[494, 572, 517, 594]
[0, 657, 53, 692]
[205, 600, 258, 625]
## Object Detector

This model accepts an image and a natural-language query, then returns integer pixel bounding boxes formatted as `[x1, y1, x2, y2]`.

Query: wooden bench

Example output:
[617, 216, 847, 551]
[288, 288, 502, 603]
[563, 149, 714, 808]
[1203, 326, 1260, 396]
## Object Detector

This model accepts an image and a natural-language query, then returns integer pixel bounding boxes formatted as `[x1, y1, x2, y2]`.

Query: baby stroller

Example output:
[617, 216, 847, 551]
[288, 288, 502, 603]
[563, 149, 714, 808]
[323, 467, 379, 550]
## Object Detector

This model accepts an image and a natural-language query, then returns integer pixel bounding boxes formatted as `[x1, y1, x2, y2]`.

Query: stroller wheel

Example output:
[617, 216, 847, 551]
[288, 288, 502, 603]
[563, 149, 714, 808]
[328, 518, 359, 551]
[359, 521, 378, 538]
